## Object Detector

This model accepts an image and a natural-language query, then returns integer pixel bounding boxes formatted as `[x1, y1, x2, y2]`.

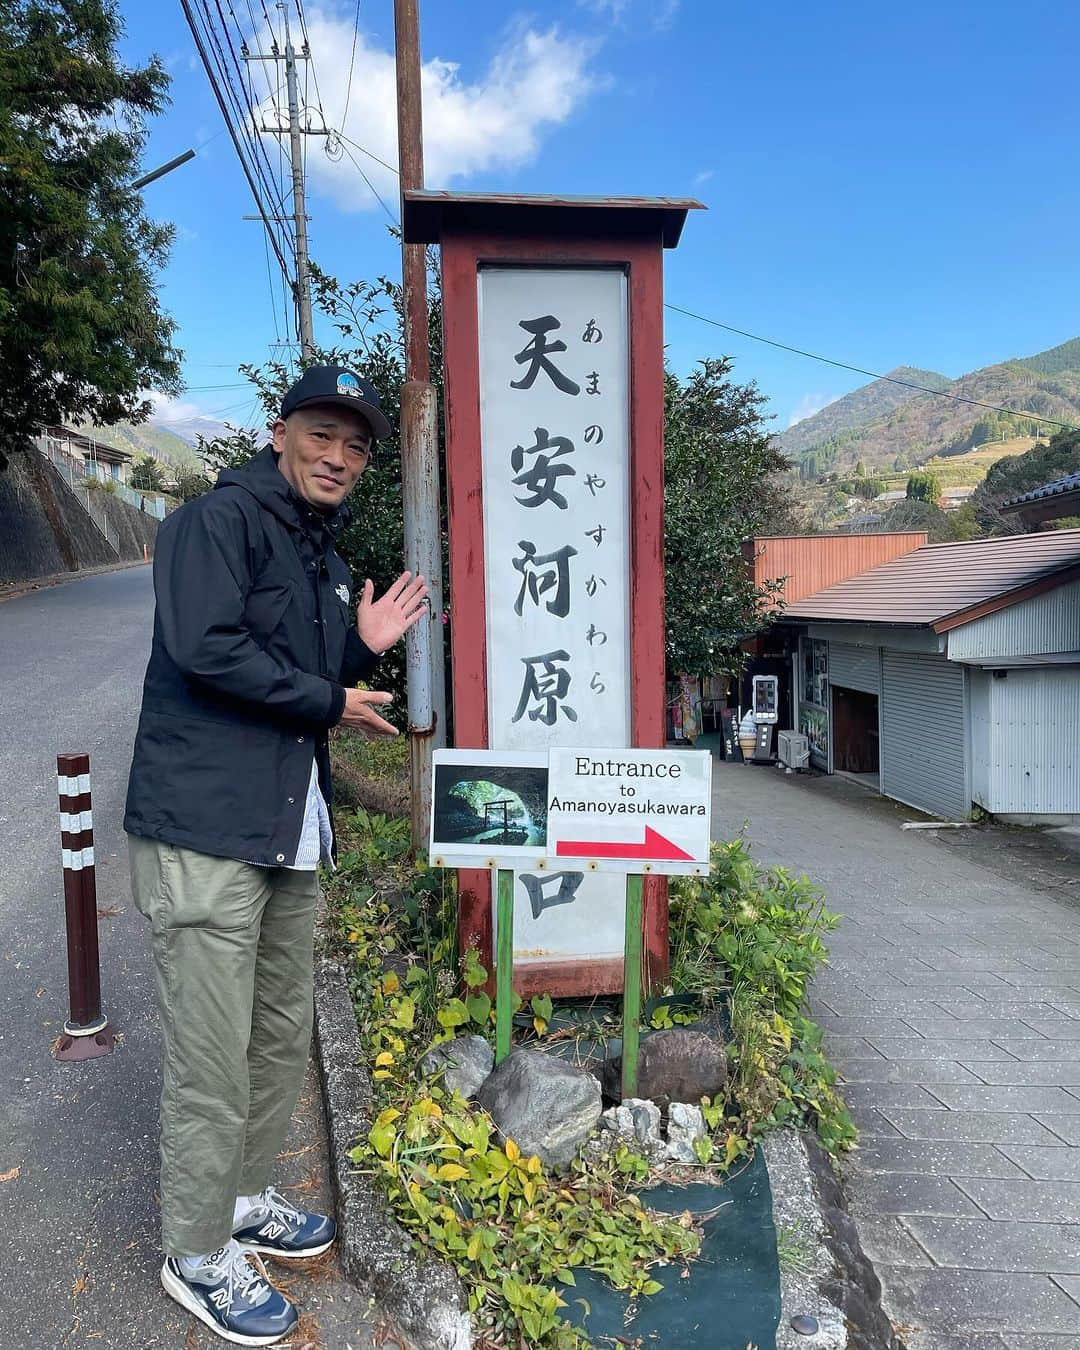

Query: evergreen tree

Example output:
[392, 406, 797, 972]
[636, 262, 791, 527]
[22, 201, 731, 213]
[130, 453, 164, 491]
[0, 0, 181, 468]
[663, 357, 788, 676]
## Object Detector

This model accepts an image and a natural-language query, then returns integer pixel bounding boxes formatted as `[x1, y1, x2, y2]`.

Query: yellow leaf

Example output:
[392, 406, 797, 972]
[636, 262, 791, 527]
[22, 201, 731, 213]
[504, 1137, 521, 1162]
[374, 1051, 395, 1067]
[382, 971, 400, 994]
[373, 1069, 391, 1080]
[526, 1155, 543, 1174]
[0, 1167, 18, 1184]
[466, 1235, 481, 1261]
[436, 1164, 468, 1182]
[523, 1179, 537, 1205]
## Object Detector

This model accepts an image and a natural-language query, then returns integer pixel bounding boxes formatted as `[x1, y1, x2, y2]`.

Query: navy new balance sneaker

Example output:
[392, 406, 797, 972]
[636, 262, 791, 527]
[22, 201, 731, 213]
[233, 1185, 337, 1259]
[160, 1241, 299, 1346]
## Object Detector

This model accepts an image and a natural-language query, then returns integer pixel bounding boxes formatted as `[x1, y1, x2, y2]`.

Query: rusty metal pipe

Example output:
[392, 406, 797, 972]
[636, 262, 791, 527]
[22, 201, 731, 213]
[396, 0, 447, 848]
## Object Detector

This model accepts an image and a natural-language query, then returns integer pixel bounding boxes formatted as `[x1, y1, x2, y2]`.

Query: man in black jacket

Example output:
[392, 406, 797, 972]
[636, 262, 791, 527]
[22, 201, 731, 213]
[125, 366, 427, 1345]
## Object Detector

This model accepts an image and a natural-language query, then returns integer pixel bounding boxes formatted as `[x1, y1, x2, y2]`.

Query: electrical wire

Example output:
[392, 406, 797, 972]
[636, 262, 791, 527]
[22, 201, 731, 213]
[340, 0, 362, 133]
[338, 139, 399, 225]
[179, 0, 293, 285]
[337, 130, 398, 178]
[664, 303, 1079, 432]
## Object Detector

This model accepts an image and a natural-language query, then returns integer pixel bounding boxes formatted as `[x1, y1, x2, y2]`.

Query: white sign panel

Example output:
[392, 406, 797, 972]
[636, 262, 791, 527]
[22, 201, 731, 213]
[477, 265, 632, 960]
[547, 749, 713, 875]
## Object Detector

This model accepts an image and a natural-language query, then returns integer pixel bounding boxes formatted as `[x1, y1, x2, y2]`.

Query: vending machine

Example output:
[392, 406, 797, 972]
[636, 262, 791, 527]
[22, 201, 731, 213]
[750, 674, 779, 763]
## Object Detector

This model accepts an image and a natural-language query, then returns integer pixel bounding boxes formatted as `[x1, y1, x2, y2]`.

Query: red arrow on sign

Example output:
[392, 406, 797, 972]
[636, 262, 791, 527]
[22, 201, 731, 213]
[555, 825, 695, 862]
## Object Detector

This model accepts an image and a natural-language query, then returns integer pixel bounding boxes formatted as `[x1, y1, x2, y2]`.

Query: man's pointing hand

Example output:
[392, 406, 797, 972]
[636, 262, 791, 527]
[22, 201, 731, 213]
[339, 688, 398, 737]
[356, 571, 429, 654]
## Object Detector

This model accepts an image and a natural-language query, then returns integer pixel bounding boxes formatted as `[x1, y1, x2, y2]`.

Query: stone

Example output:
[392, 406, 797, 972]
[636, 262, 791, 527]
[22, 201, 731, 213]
[666, 1101, 707, 1163]
[601, 1028, 728, 1106]
[476, 1048, 602, 1169]
[596, 1097, 665, 1161]
[420, 1034, 493, 1100]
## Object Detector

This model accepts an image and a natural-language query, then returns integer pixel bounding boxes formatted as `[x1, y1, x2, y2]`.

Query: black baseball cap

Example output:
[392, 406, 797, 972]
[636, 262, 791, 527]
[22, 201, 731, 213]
[279, 365, 392, 441]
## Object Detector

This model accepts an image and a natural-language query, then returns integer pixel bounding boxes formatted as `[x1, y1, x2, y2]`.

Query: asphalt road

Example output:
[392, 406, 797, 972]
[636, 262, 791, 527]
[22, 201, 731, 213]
[0, 567, 376, 1349]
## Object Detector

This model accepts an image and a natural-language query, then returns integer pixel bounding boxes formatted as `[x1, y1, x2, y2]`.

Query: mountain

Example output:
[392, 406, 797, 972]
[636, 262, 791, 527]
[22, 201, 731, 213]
[778, 339, 1080, 480]
[780, 366, 953, 459]
[77, 414, 237, 467]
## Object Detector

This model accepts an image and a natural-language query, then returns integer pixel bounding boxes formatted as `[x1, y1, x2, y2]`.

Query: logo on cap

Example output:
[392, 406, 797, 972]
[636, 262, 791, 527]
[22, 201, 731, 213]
[336, 372, 362, 399]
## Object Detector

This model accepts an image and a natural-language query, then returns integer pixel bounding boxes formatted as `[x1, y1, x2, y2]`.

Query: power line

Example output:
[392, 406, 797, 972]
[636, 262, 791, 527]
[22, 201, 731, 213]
[338, 138, 398, 225]
[179, 0, 293, 286]
[665, 303, 1078, 432]
[337, 130, 398, 178]
[340, 0, 362, 132]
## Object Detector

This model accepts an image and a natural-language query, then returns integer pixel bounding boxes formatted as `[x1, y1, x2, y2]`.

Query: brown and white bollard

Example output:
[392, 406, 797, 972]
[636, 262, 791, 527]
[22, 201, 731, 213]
[54, 753, 117, 1061]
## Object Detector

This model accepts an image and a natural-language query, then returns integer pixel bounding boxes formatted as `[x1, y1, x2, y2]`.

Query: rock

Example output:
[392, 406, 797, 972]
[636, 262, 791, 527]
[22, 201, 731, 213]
[601, 1029, 729, 1106]
[476, 1048, 602, 1169]
[665, 1101, 706, 1162]
[420, 1034, 493, 1100]
[597, 1097, 665, 1161]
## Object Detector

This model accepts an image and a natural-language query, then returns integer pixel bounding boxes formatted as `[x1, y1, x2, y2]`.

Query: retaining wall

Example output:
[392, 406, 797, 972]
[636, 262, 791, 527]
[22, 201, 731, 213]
[0, 447, 160, 586]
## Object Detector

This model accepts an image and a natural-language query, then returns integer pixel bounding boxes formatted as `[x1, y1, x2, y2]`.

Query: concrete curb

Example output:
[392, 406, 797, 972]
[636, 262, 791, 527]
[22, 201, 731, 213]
[764, 1130, 849, 1349]
[311, 954, 472, 1350]
[763, 1130, 906, 1350]
[0, 558, 150, 602]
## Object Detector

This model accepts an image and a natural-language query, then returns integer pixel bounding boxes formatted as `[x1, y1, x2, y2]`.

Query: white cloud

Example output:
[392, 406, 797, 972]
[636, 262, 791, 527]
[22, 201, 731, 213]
[693, 168, 714, 187]
[787, 393, 839, 428]
[299, 13, 598, 214]
[147, 391, 207, 424]
[577, 0, 680, 28]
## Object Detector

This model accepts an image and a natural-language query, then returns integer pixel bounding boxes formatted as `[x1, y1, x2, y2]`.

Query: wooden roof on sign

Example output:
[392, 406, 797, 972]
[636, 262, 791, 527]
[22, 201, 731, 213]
[402, 190, 704, 248]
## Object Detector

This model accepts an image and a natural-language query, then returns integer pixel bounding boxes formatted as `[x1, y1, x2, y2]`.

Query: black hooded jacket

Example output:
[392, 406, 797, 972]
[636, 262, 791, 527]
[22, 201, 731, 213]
[124, 445, 378, 864]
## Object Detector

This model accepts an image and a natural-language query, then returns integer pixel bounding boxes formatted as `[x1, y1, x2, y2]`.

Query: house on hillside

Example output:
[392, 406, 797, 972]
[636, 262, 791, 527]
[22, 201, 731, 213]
[44, 425, 132, 485]
[940, 484, 976, 512]
[775, 530, 1080, 822]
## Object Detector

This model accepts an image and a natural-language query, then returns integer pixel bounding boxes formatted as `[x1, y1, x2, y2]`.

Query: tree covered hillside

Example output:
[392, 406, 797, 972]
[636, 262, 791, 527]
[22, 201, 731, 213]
[779, 339, 1080, 481]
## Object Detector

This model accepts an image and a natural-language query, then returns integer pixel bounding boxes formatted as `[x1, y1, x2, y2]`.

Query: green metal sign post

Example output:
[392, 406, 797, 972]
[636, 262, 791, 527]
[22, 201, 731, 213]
[493, 868, 645, 1102]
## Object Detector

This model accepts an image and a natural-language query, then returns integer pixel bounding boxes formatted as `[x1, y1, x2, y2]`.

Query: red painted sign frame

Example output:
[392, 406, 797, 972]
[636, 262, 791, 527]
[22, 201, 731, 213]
[434, 212, 677, 998]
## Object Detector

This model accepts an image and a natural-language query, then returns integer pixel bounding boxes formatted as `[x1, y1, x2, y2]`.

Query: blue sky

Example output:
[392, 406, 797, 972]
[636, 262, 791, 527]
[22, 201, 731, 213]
[121, 0, 1080, 436]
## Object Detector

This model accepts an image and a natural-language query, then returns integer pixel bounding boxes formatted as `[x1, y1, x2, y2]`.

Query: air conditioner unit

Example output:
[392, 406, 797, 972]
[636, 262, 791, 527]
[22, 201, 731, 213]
[777, 731, 810, 772]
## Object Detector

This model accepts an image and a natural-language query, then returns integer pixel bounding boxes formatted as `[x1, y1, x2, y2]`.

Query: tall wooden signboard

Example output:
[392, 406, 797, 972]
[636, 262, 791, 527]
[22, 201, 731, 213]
[403, 191, 701, 998]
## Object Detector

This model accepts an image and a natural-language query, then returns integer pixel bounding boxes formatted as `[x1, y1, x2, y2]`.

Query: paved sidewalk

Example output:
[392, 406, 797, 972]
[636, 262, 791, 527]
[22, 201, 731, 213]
[711, 759, 1080, 1350]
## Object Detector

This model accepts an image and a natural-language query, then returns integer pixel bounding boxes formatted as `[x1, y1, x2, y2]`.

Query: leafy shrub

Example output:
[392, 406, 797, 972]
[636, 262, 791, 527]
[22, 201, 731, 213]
[670, 840, 856, 1154]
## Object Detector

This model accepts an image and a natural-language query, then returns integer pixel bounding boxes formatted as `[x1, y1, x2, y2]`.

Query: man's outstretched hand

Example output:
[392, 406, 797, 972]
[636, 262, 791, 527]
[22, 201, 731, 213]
[339, 688, 398, 737]
[356, 571, 429, 654]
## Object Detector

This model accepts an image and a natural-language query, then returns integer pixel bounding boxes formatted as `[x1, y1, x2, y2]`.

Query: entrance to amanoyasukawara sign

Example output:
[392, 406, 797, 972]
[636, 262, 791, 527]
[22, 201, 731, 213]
[832, 685, 880, 774]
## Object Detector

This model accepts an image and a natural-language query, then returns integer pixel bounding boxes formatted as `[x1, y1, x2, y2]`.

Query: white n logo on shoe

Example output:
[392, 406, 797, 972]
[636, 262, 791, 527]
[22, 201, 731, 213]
[209, 1288, 231, 1310]
[259, 1221, 287, 1240]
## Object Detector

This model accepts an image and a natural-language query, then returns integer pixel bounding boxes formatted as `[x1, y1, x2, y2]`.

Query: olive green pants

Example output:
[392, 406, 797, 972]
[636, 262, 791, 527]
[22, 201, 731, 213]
[128, 837, 318, 1257]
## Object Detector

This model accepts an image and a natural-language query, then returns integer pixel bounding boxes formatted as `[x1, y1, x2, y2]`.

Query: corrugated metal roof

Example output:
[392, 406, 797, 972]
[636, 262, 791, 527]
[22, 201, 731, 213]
[781, 528, 1080, 630]
[1002, 472, 1080, 507]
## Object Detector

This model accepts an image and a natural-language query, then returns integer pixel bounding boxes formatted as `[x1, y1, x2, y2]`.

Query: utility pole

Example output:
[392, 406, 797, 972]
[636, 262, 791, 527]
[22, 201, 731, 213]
[280, 2, 314, 358]
[395, 0, 447, 848]
[244, 2, 326, 358]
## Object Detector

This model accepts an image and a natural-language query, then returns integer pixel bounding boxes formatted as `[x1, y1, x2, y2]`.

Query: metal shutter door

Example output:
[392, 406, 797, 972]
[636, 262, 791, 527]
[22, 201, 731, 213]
[881, 652, 968, 819]
[829, 642, 880, 694]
